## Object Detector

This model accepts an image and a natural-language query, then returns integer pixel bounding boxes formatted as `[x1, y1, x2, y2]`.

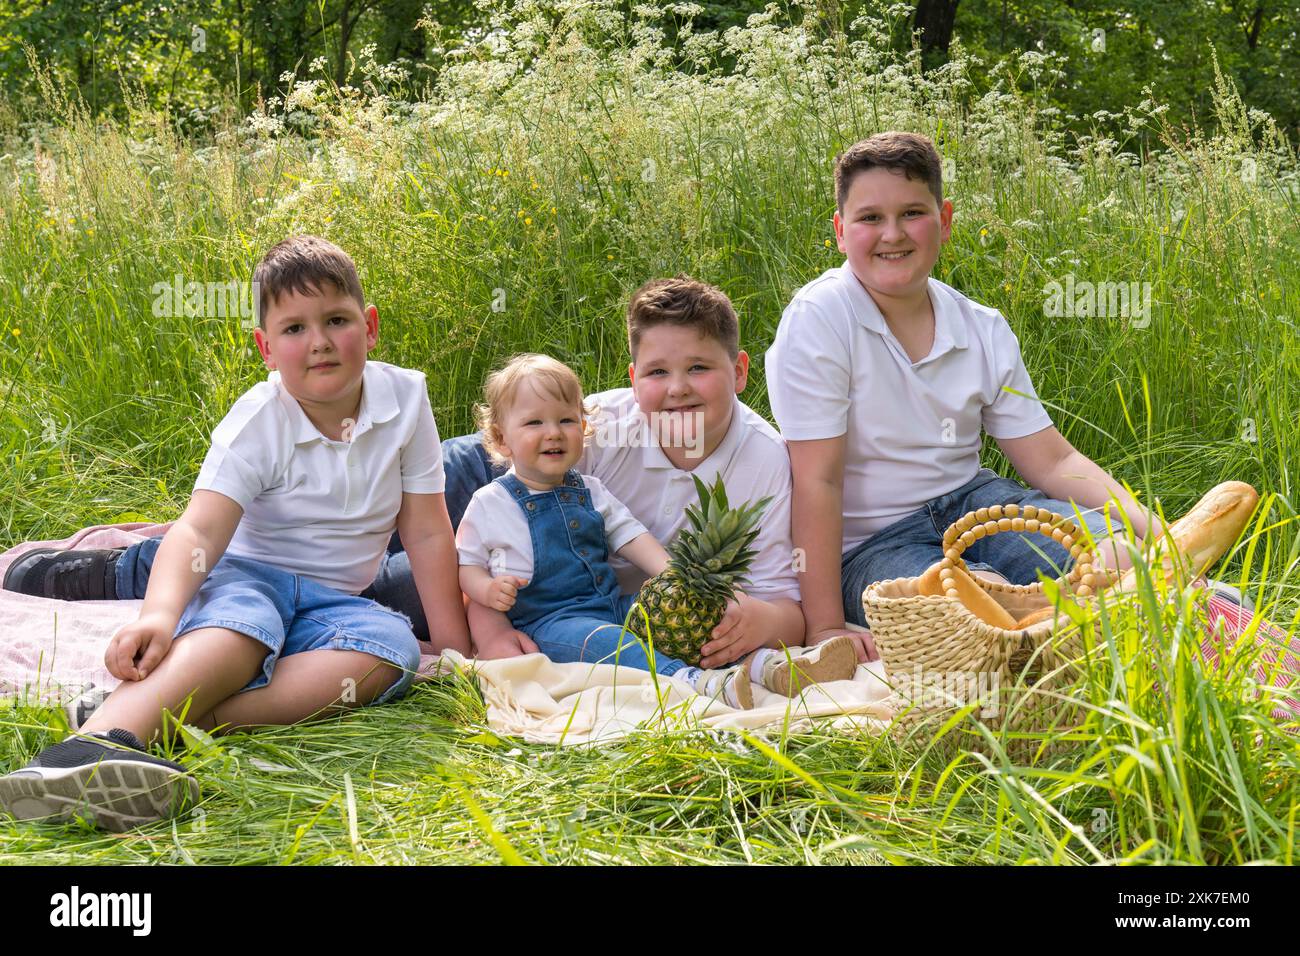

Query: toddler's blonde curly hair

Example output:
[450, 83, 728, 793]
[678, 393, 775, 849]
[475, 354, 597, 463]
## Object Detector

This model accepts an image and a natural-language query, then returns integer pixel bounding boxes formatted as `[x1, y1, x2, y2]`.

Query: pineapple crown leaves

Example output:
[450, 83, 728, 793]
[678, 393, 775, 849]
[664, 474, 772, 596]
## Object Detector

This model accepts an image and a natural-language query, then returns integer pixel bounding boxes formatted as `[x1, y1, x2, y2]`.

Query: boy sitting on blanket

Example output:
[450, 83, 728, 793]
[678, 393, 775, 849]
[764, 131, 1156, 657]
[0, 235, 470, 830]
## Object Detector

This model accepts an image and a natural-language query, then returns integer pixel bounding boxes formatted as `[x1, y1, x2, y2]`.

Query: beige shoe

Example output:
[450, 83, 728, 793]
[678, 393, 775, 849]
[755, 637, 859, 697]
[694, 665, 754, 710]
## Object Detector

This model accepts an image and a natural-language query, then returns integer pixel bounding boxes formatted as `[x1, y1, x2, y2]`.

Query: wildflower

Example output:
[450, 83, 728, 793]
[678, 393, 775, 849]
[524, 217, 532, 225]
[550, 206, 557, 214]
[824, 239, 831, 247]
[979, 228, 989, 237]
[478, 215, 486, 221]
[607, 254, 614, 260]
[10, 328, 19, 337]
[1003, 282, 1012, 291]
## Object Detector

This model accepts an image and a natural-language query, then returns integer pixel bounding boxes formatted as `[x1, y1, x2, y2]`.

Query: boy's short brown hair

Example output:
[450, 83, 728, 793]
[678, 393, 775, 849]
[834, 132, 944, 212]
[626, 276, 740, 361]
[474, 353, 596, 463]
[253, 235, 365, 329]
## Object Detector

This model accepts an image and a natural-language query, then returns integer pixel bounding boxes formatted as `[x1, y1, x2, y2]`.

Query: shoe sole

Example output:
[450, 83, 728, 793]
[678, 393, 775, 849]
[731, 667, 755, 709]
[0, 760, 199, 832]
[1, 548, 60, 593]
[768, 636, 859, 697]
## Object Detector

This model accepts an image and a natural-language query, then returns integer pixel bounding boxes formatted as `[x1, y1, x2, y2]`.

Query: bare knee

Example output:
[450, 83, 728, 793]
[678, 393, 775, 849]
[334, 652, 404, 708]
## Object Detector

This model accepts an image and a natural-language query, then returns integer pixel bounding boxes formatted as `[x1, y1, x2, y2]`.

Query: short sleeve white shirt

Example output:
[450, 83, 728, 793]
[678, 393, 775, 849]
[765, 265, 1051, 553]
[195, 360, 444, 594]
[455, 471, 647, 579]
[577, 388, 801, 602]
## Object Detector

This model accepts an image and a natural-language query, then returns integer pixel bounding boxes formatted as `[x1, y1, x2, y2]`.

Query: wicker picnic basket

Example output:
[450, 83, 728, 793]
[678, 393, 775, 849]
[863, 504, 1115, 728]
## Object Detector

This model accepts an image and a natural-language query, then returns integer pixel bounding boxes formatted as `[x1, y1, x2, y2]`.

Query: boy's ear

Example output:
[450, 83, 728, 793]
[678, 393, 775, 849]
[733, 350, 749, 394]
[626, 361, 636, 386]
[364, 304, 379, 350]
[938, 199, 953, 244]
[833, 210, 846, 254]
[253, 327, 275, 369]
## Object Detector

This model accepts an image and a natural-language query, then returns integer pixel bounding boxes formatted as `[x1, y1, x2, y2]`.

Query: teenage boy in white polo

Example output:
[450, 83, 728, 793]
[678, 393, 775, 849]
[0, 236, 470, 831]
[766, 132, 1152, 659]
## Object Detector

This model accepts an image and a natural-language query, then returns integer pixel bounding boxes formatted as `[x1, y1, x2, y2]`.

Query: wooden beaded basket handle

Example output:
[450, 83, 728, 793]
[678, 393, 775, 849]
[939, 503, 1113, 602]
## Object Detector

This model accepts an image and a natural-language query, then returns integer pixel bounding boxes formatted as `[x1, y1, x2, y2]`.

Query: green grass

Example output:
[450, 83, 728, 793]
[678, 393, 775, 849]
[0, 0, 1297, 864]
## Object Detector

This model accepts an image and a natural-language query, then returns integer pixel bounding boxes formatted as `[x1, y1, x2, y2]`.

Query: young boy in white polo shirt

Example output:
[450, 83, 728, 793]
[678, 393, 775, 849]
[765, 132, 1151, 659]
[0, 236, 470, 831]
[445, 276, 808, 670]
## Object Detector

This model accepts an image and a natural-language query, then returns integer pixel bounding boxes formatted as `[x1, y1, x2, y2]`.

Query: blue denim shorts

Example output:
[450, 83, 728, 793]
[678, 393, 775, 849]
[841, 468, 1118, 627]
[128, 537, 422, 703]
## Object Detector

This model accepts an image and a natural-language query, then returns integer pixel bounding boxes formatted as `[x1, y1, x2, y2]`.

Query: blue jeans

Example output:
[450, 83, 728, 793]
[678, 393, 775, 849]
[527, 592, 684, 674]
[122, 537, 422, 701]
[841, 468, 1117, 627]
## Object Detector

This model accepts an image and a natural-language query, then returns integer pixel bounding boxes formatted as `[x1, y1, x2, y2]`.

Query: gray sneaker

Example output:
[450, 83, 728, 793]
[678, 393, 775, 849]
[0, 728, 198, 832]
[2, 548, 123, 601]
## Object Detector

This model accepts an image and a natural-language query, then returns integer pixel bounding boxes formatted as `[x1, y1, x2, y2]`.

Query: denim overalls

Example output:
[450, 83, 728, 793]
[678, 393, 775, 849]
[499, 470, 686, 676]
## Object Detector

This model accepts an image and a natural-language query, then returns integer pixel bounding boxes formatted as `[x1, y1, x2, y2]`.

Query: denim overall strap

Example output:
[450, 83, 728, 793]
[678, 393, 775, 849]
[498, 471, 624, 630]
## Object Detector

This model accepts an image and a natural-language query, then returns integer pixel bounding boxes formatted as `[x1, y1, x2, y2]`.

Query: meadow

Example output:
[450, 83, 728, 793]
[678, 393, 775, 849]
[0, 1, 1297, 864]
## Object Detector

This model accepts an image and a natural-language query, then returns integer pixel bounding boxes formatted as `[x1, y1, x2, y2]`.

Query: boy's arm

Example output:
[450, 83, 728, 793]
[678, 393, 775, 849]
[997, 426, 1158, 569]
[465, 600, 539, 659]
[616, 533, 669, 577]
[107, 490, 243, 681]
[786, 435, 878, 662]
[396, 492, 472, 656]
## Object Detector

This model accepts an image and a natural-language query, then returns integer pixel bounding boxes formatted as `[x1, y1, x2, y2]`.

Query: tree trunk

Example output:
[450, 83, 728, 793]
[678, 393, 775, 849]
[337, 0, 352, 87]
[913, 0, 960, 64]
[1245, 3, 1265, 50]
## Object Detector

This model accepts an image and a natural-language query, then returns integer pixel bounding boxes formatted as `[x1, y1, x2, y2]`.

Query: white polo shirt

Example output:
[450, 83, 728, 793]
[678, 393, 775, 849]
[765, 265, 1051, 553]
[455, 471, 648, 579]
[577, 388, 801, 602]
[195, 360, 445, 594]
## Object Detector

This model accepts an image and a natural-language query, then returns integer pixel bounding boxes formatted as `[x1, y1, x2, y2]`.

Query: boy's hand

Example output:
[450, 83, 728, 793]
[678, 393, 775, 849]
[485, 575, 528, 612]
[699, 596, 774, 668]
[473, 628, 540, 660]
[810, 626, 878, 663]
[105, 611, 177, 681]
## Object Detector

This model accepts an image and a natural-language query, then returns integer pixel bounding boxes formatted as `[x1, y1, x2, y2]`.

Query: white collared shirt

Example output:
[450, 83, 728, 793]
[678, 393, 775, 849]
[195, 360, 445, 594]
[455, 470, 648, 580]
[765, 265, 1051, 552]
[577, 388, 801, 601]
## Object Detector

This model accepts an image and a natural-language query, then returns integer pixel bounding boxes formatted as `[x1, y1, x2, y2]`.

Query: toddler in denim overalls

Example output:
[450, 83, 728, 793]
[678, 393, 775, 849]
[455, 354, 860, 709]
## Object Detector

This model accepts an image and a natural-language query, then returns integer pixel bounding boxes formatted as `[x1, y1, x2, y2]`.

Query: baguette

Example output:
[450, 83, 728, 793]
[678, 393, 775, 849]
[918, 559, 1019, 630]
[1013, 606, 1058, 630]
[1114, 481, 1258, 592]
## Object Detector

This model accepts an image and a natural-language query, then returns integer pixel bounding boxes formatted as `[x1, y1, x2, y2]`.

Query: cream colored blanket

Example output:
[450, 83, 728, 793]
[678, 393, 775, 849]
[0, 525, 895, 744]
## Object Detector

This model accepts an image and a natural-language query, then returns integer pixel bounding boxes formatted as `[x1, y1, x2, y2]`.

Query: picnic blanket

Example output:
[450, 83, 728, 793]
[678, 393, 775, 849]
[2, 524, 1293, 743]
[0, 523, 895, 744]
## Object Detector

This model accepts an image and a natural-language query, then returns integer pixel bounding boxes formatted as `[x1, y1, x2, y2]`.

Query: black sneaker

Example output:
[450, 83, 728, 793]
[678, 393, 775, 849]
[0, 728, 198, 831]
[2, 547, 123, 600]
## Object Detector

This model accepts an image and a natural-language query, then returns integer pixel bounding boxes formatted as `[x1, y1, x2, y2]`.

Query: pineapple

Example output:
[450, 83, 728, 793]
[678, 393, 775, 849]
[626, 474, 772, 666]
